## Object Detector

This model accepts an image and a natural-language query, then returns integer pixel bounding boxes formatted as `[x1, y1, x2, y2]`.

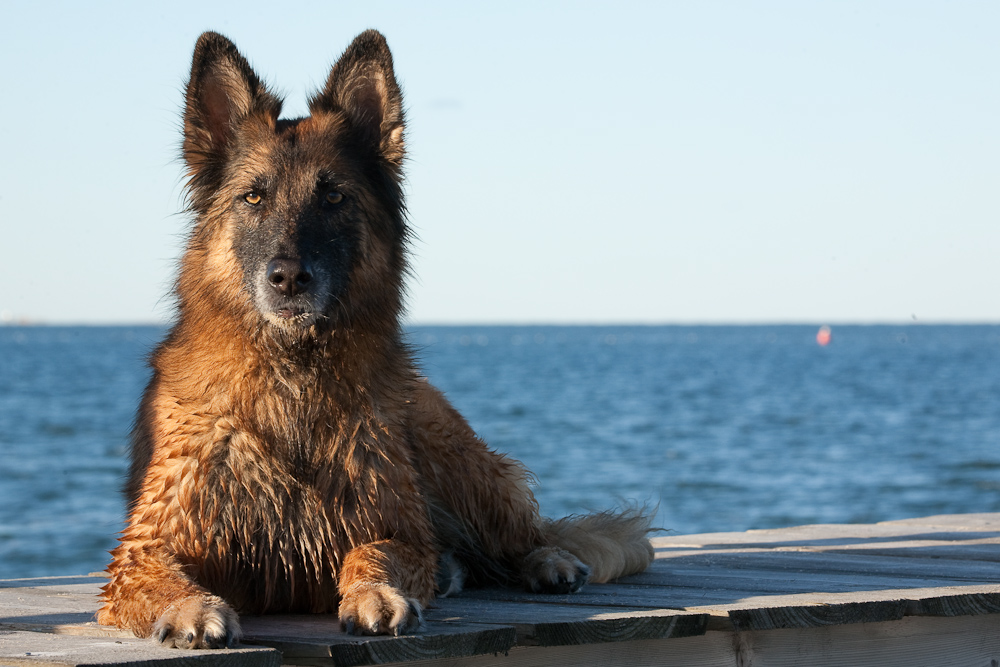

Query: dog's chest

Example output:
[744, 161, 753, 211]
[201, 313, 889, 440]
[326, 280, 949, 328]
[190, 430, 355, 612]
[211, 411, 410, 548]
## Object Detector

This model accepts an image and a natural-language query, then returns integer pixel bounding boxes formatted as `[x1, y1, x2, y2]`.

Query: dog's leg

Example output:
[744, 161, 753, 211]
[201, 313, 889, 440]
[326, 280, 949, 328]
[98, 536, 240, 648]
[409, 380, 654, 592]
[337, 540, 435, 636]
[99, 415, 243, 649]
[408, 380, 591, 592]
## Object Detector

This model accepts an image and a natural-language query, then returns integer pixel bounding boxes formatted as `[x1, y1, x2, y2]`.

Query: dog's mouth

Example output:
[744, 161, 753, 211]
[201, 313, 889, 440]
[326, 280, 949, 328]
[265, 305, 320, 328]
[277, 307, 308, 320]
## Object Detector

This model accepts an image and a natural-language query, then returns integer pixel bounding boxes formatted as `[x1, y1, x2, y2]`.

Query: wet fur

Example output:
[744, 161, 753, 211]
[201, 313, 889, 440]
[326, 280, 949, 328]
[98, 30, 654, 648]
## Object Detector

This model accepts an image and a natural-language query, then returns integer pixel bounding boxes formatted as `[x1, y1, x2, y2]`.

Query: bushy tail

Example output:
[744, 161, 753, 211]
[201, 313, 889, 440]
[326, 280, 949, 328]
[542, 507, 656, 583]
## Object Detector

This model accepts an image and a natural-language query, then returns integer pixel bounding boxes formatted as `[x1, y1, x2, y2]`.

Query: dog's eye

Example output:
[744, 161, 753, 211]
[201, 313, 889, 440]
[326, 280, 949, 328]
[325, 191, 344, 205]
[244, 192, 263, 205]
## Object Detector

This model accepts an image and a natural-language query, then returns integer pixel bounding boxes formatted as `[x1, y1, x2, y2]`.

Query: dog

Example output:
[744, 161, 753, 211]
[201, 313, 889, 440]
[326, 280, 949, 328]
[97, 30, 654, 649]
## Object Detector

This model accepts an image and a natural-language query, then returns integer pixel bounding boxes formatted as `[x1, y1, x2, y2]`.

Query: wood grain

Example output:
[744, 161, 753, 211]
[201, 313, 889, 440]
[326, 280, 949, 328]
[0, 629, 281, 667]
[239, 615, 516, 666]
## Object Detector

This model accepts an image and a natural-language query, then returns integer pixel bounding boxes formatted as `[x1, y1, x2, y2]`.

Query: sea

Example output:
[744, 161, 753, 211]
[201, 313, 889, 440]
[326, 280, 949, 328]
[1, 324, 999, 579]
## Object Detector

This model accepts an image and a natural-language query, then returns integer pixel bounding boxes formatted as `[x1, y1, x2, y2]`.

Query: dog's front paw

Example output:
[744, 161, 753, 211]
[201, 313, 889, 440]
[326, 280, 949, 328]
[522, 546, 591, 594]
[339, 582, 422, 636]
[152, 594, 240, 649]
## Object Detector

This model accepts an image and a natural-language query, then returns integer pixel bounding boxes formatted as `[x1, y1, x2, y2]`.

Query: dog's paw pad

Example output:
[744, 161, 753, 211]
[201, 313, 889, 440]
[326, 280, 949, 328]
[339, 583, 422, 636]
[522, 546, 591, 594]
[152, 594, 240, 649]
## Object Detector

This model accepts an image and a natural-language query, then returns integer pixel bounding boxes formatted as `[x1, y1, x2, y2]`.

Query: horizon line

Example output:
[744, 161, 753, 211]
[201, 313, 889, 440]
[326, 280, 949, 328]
[3, 319, 1000, 328]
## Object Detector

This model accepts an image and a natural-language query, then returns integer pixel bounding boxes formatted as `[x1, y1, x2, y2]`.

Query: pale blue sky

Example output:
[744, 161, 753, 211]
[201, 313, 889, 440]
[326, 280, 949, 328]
[1, 1, 997, 324]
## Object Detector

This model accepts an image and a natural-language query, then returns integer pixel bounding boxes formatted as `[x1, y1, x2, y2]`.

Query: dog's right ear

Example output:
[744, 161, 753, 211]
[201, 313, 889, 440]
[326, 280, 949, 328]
[183, 32, 281, 194]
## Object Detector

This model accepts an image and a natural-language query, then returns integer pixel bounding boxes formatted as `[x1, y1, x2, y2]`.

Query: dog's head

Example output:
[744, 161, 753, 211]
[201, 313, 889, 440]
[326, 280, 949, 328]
[178, 31, 407, 337]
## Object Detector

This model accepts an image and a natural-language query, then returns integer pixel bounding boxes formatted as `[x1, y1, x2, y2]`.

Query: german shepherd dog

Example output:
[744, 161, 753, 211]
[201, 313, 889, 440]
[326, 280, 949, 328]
[98, 30, 653, 649]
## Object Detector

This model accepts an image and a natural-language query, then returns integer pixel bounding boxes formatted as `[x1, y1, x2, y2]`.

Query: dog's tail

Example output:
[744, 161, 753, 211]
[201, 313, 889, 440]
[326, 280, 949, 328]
[542, 507, 656, 583]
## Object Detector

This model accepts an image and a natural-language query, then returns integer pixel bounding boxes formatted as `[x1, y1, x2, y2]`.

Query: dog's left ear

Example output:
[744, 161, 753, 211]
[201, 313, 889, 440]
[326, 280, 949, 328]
[310, 30, 404, 165]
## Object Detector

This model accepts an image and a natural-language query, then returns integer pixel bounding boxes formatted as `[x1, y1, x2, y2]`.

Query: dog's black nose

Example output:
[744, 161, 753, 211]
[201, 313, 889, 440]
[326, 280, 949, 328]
[266, 258, 312, 297]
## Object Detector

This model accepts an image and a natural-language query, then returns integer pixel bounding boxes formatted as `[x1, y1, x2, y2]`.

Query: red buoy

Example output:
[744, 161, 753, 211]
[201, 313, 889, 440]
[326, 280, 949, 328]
[816, 325, 832, 346]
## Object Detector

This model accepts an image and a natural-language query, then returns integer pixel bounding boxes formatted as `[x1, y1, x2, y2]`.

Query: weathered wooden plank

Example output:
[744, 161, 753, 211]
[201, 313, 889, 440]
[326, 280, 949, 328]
[883, 513, 1000, 530]
[0, 578, 133, 639]
[424, 599, 665, 624]
[652, 535, 1000, 561]
[641, 548, 1000, 584]
[0, 579, 105, 616]
[239, 615, 516, 667]
[0, 577, 104, 590]
[517, 612, 707, 648]
[352, 615, 1000, 667]
[449, 576, 1000, 615]
[651, 513, 1000, 550]
[0, 619, 133, 640]
[626, 560, 979, 593]
[906, 591, 1000, 617]
[440, 583, 712, 609]
[0, 629, 281, 667]
[823, 542, 1000, 562]
[727, 599, 907, 631]
[685, 586, 1000, 628]
[368, 632, 739, 667]
[422, 599, 709, 646]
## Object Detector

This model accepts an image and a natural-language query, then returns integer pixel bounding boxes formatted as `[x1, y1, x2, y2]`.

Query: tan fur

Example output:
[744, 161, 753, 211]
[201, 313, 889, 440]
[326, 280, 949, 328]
[98, 30, 654, 648]
[541, 509, 656, 583]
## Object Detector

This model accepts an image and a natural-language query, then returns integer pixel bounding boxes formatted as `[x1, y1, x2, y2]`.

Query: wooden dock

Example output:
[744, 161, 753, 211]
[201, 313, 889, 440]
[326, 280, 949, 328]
[2, 513, 999, 666]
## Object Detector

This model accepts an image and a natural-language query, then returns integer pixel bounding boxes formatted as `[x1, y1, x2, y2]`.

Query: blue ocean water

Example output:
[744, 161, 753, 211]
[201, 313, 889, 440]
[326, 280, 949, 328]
[1, 324, 999, 579]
